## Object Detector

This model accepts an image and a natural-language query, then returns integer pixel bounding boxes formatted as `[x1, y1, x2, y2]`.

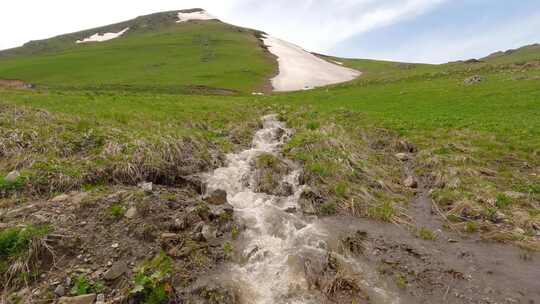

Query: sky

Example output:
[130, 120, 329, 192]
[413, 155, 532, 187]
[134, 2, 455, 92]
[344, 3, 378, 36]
[1, 0, 539, 63]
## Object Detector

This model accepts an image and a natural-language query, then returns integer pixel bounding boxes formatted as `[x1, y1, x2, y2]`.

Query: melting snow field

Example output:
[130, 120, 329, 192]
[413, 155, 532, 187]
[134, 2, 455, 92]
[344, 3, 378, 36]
[177, 10, 216, 23]
[76, 28, 129, 44]
[261, 35, 361, 92]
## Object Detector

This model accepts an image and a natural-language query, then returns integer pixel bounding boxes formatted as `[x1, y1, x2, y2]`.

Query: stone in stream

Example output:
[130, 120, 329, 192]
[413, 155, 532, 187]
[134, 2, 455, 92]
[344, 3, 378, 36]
[203, 189, 228, 205]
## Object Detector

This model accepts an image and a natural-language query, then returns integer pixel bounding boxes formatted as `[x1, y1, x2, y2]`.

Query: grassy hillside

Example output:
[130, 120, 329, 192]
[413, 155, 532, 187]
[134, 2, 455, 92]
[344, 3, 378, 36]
[0, 19, 539, 302]
[0, 11, 274, 94]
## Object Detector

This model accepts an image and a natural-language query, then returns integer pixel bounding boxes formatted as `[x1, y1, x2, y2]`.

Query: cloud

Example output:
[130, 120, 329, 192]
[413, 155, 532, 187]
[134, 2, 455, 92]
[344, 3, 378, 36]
[220, 0, 447, 52]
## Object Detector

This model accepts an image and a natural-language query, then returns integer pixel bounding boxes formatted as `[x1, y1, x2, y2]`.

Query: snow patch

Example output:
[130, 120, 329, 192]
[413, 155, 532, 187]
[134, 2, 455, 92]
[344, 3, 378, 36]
[261, 35, 361, 92]
[76, 28, 129, 44]
[177, 10, 216, 23]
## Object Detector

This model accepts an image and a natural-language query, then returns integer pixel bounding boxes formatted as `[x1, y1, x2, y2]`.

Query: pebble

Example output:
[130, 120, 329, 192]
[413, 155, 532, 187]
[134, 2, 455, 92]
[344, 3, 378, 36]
[111, 243, 119, 249]
[54, 285, 66, 297]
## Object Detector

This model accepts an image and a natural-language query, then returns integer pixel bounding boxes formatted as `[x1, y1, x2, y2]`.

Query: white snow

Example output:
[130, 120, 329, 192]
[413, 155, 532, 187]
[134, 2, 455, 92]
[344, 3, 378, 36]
[261, 35, 361, 92]
[76, 28, 129, 44]
[177, 10, 216, 23]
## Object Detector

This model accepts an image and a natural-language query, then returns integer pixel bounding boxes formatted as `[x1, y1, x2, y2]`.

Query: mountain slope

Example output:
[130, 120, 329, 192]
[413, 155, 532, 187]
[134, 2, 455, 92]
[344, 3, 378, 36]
[0, 10, 274, 94]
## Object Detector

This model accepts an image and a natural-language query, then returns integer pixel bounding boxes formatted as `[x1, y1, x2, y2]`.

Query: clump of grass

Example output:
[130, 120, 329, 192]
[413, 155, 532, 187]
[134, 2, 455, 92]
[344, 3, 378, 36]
[368, 201, 395, 222]
[131, 253, 173, 304]
[0, 175, 26, 197]
[0, 225, 53, 288]
[108, 203, 126, 219]
[223, 242, 233, 258]
[495, 193, 512, 209]
[418, 227, 437, 240]
[306, 121, 320, 130]
[464, 221, 478, 233]
[320, 201, 338, 216]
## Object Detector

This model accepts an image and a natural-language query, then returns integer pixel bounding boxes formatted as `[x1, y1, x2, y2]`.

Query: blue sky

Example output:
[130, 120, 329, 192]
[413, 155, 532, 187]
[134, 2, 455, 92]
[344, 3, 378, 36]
[1, 0, 539, 63]
[332, 0, 540, 63]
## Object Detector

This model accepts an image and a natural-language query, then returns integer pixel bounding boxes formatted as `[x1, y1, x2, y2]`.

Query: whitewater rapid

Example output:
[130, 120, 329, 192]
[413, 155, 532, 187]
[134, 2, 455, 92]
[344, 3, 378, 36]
[205, 115, 398, 304]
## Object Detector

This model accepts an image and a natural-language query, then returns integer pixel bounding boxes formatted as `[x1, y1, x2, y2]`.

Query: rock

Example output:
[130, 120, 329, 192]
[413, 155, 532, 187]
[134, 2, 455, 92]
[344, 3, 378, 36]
[161, 233, 179, 242]
[103, 261, 128, 280]
[71, 192, 89, 205]
[95, 294, 105, 304]
[58, 294, 97, 304]
[51, 194, 70, 203]
[464, 75, 484, 85]
[5, 170, 20, 183]
[403, 176, 418, 188]
[0, 223, 9, 229]
[54, 285, 66, 297]
[203, 189, 228, 205]
[202, 224, 217, 241]
[503, 191, 526, 200]
[208, 203, 234, 220]
[492, 211, 507, 223]
[125, 207, 137, 219]
[111, 243, 119, 249]
[394, 153, 410, 161]
[139, 182, 153, 193]
[396, 140, 416, 153]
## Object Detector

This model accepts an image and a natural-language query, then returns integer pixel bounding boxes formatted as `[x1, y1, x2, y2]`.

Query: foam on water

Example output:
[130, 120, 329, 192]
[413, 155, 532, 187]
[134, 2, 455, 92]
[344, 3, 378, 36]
[205, 115, 399, 304]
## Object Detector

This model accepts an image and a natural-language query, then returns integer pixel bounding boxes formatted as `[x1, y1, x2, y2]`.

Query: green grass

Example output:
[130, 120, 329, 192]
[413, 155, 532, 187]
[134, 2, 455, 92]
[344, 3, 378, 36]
[0, 19, 273, 94]
[0, 33, 539, 246]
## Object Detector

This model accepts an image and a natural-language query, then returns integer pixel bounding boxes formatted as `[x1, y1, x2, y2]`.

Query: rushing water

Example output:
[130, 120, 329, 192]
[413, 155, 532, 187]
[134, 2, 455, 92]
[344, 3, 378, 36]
[205, 115, 398, 304]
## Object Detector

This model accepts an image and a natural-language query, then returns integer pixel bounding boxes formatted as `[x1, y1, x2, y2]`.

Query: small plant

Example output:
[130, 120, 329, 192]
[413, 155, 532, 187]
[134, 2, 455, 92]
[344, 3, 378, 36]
[131, 253, 173, 304]
[0, 225, 51, 287]
[495, 193, 512, 209]
[109, 203, 126, 219]
[334, 182, 348, 197]
[418, 227, 437, 241]
[306, 121, 320, 130]
[464, 221, 478, 233]
[71, 275, 92, 296]
[0, 175, 26, 195]
[231, 225, 239, 240]
[395, 274, 407, 289]
[368, 201, 395, 222]
[223, 242, 233, 258]
[320, 201, 337, 216]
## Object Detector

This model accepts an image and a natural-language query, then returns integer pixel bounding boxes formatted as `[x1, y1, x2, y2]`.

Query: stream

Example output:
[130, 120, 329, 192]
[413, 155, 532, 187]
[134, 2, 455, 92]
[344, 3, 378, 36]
[204, 115, 398, 304]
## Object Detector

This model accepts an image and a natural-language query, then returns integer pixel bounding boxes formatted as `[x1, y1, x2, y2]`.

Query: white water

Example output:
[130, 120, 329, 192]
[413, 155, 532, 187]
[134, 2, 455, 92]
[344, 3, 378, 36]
[205, 115, 398, 304]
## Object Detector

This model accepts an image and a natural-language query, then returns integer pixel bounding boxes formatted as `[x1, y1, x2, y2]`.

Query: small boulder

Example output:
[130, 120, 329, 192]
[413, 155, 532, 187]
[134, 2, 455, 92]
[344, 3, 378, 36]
[139, 182, 153, 193]
[394, 153, 410, 161]
[202, 224, 217, 241]
[103, 261, 128, 280]
[54, 285, 66, 297]
[95, 294, 105, 304]
[203, 189, 228, 205]
[504, 191, 526, 200]
[51, 194, 70, 203]
[5, 171, 20, 183]
[58, 294, 96, 304]
[298, 188, 324, 215]
[403, 176, 418, 188]
[125, 207, 137, 219]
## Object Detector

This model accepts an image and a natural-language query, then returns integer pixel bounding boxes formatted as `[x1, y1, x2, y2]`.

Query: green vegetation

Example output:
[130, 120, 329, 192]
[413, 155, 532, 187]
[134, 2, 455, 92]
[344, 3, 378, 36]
[108, 203, 126, 219]
[418, 227, 437, 241]
[71, 275, 105, 296]
[0, 225, 51, 286]
[0, 20, 538, 248]
[131, 253, 173, 304]
[0, 12, 273, 94]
